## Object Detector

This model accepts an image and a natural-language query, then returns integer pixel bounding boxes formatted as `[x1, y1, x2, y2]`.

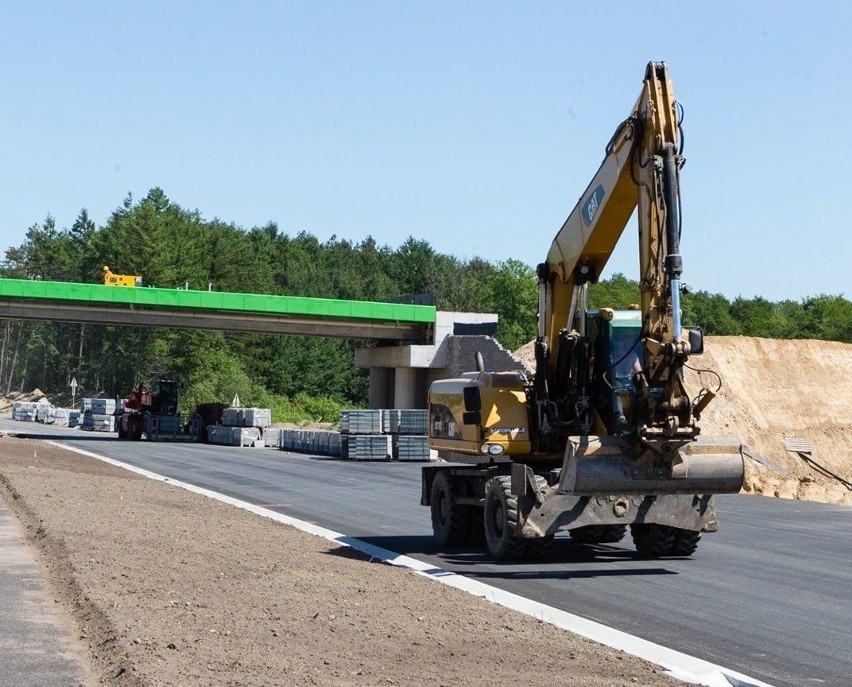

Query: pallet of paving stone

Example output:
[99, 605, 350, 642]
[12, 401, 38, 421]
[393, 434, 436, 462]
[340, 409, 383, 435]
[222, 407, 272, 429]
[347, 434, 391, 461]
[89, 398, 117, 415]
[207, 425, 263, 447]
[382, 409, 429, 435]
[81, 411, 115, 432]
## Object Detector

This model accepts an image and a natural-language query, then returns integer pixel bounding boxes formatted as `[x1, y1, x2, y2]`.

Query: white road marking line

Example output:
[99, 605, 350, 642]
[48, 441, 775, 687]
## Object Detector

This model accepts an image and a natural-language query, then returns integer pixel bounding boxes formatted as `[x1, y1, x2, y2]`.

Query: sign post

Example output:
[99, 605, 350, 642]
[70, 377, 78, 410]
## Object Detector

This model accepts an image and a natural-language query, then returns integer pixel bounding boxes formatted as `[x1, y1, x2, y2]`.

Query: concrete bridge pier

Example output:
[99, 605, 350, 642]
[356, 311, 528, 410]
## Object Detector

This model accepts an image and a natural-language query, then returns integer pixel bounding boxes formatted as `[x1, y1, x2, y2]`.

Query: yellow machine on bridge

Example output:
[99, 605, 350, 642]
[102, 266, 142, 287]
[423, 62, 745, 560]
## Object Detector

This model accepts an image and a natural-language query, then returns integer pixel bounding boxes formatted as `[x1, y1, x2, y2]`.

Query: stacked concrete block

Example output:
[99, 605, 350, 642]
[382, 409, 429, 435]
[242, 408, 271, 428]
[12, 401, 38, 421]
[52, 408, 71, 427]
[393, 435, 436, 462]
[81, 410, 115, 432]
[207, 425, 264, 447]
[68, 410, 82, 428]
[35, 403, 55, 423]
[340, 409, 388, 460]
[79, 398, 116, 432]
[263, 427, 283, 449]
[338, 408, 435, 462]
[222, 407, 272, 429]
[340, 409, 383, 435]
[278, 429, 341, 456]
[347, 434, 392, 461]
[90, 398, 117, 415]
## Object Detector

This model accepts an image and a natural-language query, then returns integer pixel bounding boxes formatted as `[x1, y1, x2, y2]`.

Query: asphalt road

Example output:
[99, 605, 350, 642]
[3, 419, 850, 687]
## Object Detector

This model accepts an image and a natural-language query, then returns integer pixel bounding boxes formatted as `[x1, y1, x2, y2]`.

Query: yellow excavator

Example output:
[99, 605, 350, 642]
[423, 62, 745, 559]
[102, 266, 142, 287]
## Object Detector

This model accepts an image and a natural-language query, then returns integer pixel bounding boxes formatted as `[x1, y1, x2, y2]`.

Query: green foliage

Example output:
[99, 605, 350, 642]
[588, 273, 640, 310]
[487, 259, 538, 351]
[1, 187, 850, 410]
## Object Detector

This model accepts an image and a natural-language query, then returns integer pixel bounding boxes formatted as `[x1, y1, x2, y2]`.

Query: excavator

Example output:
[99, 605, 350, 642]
[422, 62, 745, 559]
[102, 266, 142, 287]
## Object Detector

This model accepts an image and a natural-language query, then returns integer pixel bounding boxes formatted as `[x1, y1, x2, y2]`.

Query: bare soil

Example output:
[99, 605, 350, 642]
[0, 436, 676, 687]
[515, 336, 852, 505]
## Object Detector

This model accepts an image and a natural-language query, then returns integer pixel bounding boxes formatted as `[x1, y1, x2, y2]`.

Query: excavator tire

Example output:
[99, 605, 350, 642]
[570, 525, 606, 544]
[569, 524, 627, 545]
[671, 528, 701, 556]
[484, 476, 529, 561]
[467, 507, 486, 545]
[430, 472, 471, 546]
[600, 525, 628, 543]
[630, 523, 677, 557]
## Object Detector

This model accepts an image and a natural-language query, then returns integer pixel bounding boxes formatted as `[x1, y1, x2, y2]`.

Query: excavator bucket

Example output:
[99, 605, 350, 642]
[559, 434, 745, 496]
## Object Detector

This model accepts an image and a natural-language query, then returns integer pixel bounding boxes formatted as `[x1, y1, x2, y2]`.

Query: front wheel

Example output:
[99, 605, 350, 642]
[430, 472, 470, 545]
[630, 524, 676, 557]
[671, 529, 701, 556]
[484, 476, 529, 561]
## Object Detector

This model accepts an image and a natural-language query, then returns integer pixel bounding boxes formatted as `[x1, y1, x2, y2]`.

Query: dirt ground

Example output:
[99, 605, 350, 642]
[515, 336, 852, 506]
[0, 435, 677, 687]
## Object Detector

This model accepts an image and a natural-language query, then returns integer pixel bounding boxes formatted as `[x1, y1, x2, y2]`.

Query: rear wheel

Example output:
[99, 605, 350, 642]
[671, 529, 701, 556]
[630, 524, 676, 557]
[570, 524, 627, 545]
[430, 472, 470, 545]
[484, 476, 529, 560]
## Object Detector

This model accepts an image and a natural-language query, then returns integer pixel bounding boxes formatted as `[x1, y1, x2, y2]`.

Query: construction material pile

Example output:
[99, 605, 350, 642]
[12, 399, 81, 427]
[81, 398, 116, 432]
[206, 406, 271, 447]
[278, 409, 436, 461]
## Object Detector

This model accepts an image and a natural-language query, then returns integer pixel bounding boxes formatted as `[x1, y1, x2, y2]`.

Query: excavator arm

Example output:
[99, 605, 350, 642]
[534, 62, 697, 449]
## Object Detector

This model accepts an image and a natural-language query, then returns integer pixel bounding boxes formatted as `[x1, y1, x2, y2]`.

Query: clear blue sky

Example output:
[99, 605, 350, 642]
[1, 2, 850, 301]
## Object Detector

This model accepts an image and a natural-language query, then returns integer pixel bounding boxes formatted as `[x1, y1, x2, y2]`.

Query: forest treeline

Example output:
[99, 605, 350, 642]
[1, 188, 849, 418]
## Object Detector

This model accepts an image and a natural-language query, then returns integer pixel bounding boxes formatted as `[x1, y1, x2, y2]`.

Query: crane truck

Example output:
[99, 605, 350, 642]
[422, 62, 745, 560]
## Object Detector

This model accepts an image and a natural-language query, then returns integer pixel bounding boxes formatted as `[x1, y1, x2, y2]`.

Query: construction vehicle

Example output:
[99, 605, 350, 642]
[116, 379, 199, 442]
[423, 62, 745, 560]
[102, 265, 142, 287]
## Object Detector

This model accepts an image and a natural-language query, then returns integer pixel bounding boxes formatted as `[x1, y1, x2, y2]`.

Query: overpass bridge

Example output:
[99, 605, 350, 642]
[0, 278, 522, 408]
[0, 278, 435, 342]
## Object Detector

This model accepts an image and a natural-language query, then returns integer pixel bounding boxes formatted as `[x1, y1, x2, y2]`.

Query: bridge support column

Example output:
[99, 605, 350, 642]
[393, 368, 417, 409]
[368, 368, 392, 409]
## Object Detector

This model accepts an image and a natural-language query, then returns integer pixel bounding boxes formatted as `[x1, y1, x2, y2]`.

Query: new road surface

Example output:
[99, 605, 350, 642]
[2, 418, 850, 687]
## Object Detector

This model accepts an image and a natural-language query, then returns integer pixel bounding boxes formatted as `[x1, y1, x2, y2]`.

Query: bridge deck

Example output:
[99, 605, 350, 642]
[0, 279, 435, 341]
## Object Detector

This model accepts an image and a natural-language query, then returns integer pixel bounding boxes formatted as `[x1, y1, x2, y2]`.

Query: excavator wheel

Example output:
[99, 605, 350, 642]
[630, 524, 677, 557]
[484, 476, 529, 561]
[467, 507, 486, 545]
[570, 524, 628, 545]
[570, 525, 605, 544]
[599, 525, 628, 543]
[671, 528, 701, 556]
[430, 472, 471, 546]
